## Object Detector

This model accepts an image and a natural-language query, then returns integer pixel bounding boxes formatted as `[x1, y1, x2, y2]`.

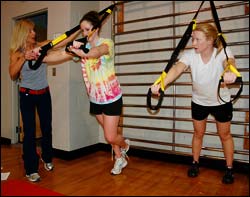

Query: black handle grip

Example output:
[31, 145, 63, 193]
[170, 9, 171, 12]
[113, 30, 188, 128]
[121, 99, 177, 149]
[65, 37, 89, 55]
[79, 45, 89, 53]
[28, 42, 53, 70]
[146, 88, 164, 111]
[218, 77, 243, 104]
[28, 51, 47, 70]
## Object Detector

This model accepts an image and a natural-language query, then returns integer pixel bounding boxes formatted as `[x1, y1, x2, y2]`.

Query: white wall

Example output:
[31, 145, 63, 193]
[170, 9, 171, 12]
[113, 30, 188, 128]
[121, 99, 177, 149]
[67, 1, 100, 151]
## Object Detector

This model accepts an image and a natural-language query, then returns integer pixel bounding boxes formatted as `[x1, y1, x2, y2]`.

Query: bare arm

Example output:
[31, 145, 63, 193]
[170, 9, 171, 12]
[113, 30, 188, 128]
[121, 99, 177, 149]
[9, 49, 42, 81]
[68, 41, 109, 59]
[163, 61, 187, 87]
[43, 49, 73, 64]
[9, 51, 25, 81]
[151, 61, 187, 95]
[27, 46, 74, 64]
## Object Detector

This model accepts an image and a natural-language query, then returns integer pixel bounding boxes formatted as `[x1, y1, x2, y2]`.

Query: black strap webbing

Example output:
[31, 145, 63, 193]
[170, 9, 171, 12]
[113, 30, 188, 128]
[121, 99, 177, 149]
[147, 1, 204, 111]
[210, 1, 243, 103]
[165, 1, 204, 73]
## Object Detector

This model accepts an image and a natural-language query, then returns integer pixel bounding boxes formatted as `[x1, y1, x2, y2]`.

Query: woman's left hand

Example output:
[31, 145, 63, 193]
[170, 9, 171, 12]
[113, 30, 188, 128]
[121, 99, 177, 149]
[223, 71, 237, 84]
[69, 45, 86, 58]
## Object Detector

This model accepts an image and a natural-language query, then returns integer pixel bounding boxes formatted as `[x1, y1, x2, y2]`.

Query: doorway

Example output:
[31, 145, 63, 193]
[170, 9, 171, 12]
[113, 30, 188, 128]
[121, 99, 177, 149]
[15, 10, 48, 142]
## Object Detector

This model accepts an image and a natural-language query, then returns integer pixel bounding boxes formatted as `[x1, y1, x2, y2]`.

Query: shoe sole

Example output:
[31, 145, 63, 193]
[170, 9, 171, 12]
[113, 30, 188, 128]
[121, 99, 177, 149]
[44, 164, 54, 171]
[26, 175, 41, 182]
[110, 160, 128, 175]
[28, 177, 41, 182]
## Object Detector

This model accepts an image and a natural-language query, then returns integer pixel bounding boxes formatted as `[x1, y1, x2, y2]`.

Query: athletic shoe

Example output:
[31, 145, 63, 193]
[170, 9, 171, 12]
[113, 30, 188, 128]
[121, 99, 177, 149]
[121, 139, 130, 159]
[41, 158, 54, 171]
[44, 162, 54, 171]
[187, 161, 199, 177]
[110, 156, 128, 175]
[222, 167, 234, 184]
[26, 173, 41, 182]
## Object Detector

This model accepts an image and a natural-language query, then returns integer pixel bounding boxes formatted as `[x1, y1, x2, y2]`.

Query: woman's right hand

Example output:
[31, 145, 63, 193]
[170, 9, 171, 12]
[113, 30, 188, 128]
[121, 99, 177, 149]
[72, 40, 83, 49]
[150, 84, 161, 96]
[25, 48, 40, 60]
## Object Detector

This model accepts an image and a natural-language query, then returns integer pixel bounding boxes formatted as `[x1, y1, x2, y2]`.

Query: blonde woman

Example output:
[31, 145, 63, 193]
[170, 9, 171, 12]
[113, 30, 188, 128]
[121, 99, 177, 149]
[9, 19, 80, 182]
[150, 23, 237, 184]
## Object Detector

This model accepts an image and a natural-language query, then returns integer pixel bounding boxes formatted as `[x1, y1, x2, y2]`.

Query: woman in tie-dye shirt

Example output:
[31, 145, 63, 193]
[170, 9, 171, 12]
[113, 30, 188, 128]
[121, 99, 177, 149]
[69, 11, 130, 175]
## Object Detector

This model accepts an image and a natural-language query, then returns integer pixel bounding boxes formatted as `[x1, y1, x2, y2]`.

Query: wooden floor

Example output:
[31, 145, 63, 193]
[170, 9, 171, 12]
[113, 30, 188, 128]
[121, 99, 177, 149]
[1, 143, 249, 196]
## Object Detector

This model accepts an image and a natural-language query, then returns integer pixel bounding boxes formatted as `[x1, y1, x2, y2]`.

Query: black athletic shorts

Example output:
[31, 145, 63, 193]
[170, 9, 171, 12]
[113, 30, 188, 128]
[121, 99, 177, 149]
[191, 101, 233, 122]
[90, 97, 123, 116]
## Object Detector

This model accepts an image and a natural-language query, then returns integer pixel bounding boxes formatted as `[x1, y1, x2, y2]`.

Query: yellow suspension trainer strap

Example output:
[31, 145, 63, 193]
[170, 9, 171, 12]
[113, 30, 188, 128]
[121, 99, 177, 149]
[28, 25, 80, 70]
[146, 1, 204, 111]
[210, 1, 243, 103]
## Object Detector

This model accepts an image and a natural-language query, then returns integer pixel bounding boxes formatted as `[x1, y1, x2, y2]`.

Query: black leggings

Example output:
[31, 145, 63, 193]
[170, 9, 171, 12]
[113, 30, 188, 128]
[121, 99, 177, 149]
[20, 90, 53, 175]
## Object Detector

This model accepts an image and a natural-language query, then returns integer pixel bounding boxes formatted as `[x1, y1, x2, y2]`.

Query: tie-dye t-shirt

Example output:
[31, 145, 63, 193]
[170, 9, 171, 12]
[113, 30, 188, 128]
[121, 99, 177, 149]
[81, 38, 122, 104]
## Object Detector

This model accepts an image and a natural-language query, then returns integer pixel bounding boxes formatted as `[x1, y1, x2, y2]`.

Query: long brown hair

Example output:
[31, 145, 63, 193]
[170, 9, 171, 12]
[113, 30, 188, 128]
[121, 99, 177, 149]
[9, 19, 35, 55]
[194, 23, 223, 56]
[80, 11, 102, 34]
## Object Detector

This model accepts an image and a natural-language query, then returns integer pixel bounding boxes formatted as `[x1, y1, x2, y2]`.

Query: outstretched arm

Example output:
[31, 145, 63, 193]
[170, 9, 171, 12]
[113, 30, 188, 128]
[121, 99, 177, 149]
[26, 47, 74, 64]
[150, 61, 187, 96]
[44, 49, 74, 64]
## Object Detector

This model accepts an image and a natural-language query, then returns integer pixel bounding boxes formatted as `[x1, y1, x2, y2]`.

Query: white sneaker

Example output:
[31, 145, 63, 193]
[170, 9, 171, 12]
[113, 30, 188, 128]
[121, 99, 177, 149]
[26, 173, 41, 182]
[110, 156, 128, 175]
[44, 162, 54, 171]
[41, 158, 54, 171]
[121, 139, 130, 158]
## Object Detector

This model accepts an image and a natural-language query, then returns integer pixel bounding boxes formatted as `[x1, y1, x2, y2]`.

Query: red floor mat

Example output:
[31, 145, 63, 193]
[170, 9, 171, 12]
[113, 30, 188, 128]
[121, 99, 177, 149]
[1, 179, 64, 196]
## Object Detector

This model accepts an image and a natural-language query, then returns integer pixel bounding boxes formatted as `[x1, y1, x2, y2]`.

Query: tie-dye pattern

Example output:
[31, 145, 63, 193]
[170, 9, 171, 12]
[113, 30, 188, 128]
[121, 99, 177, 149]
[81, 38, 122, 104]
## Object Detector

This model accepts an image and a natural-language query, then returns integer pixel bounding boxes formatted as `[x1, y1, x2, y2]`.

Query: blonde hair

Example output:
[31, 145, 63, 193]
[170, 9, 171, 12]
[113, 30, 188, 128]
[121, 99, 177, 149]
[194, 23, 223, 56]
[9, 19, 35, 55]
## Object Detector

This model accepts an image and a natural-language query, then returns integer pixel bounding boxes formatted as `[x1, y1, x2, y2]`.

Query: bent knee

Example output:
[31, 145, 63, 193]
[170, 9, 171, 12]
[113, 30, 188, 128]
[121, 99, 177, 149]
[105, 136, 116, 144]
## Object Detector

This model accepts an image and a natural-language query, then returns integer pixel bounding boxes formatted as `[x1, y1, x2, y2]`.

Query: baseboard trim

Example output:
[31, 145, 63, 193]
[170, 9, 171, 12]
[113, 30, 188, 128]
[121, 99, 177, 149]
[0, 137, 11, 145]
[53, 143, 109, 160]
